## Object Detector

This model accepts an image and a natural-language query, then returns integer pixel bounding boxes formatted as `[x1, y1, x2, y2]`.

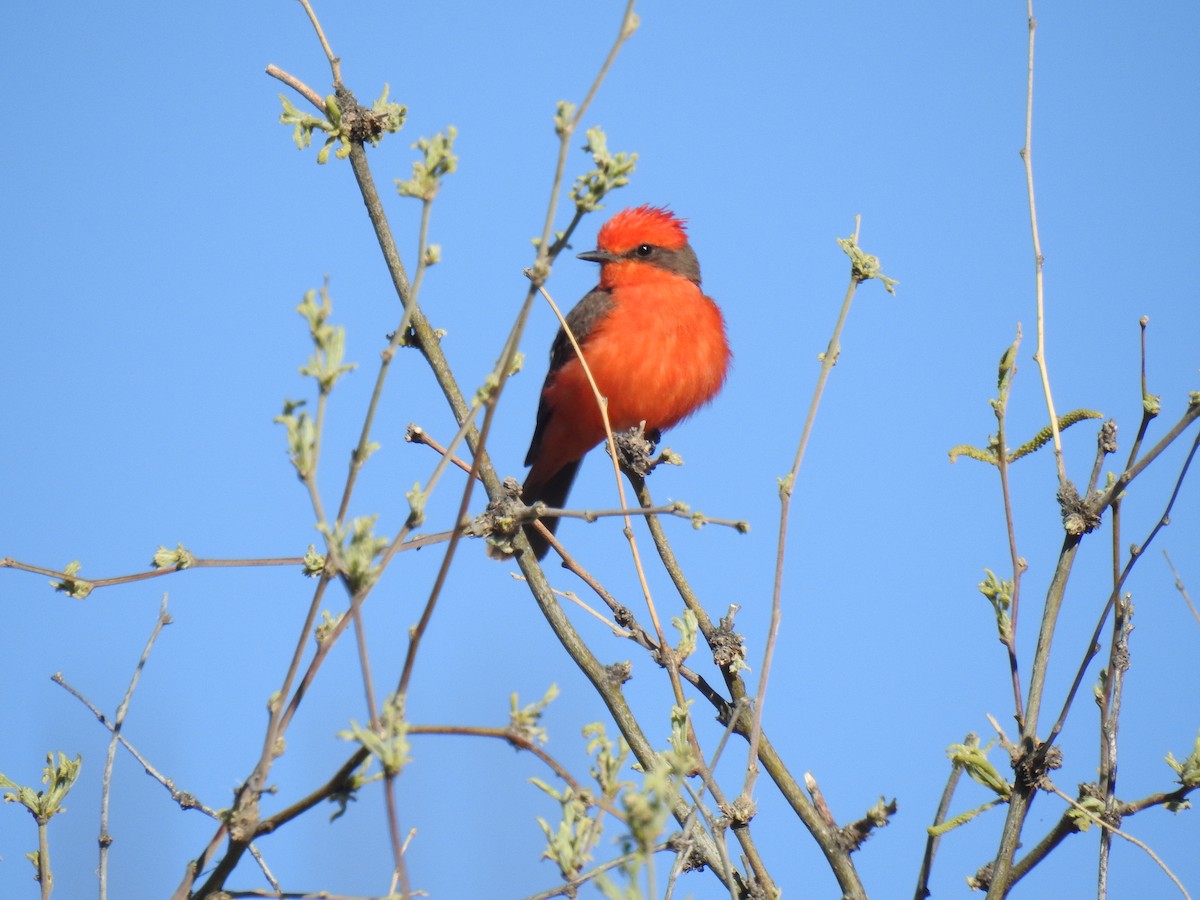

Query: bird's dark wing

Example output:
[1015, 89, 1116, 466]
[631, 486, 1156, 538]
[524, 287, 613, 467]
[547, 287, 614, 372]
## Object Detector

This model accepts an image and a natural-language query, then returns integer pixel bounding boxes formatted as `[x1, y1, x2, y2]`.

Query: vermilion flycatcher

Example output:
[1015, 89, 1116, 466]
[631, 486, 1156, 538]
[512, 205, 730, 559]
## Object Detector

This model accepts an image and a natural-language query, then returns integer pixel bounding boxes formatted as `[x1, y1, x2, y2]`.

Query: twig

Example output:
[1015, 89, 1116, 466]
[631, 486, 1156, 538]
[1119, 784, 1200, 816]
[264, 64, 325, 111]
[523, 843, 673, 900]
[392, 400, 489, 706]
[559, 504, 746, 529]
[531, 0, 638, 271]
[510, 569, 630, 636]
[410, 724, 626, 822]
[1164, 550, 1200, 627]
[245, 843, 283, 896]
[1123, 316, 1158, 472]
[296, 0, 341, 86]
[992, 328, 1028, 723]
[406, 423, 475, 475]
[51, 673, 218, 819]
[1004, 804, 1087, 889]
[1048, 785, 1190, 898]
[1, 555, 307, 593]
[1019, 0, 1067, 489]
[1089, 399, 1200, 517]
[331, 197, 431, 530]
[1039, 427, 1200, 765]
[510, 535, 731, 714]
[634, 475, 863, 893]
[1097, 593, 1133, 899]
[99, 595, 173, 900]
[745, 216, 867, 800]
[914, 734, 972, 899]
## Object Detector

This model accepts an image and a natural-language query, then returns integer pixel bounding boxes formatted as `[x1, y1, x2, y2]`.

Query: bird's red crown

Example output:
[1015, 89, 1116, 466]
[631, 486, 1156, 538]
[596, 205, 689, 254]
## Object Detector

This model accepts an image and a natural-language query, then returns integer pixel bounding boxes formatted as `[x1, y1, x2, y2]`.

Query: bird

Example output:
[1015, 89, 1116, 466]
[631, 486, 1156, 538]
[503, 204, 730, 560]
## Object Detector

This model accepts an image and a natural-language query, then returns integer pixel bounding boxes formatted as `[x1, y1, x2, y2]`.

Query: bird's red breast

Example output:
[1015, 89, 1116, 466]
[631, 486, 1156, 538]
[508, 205, 730, 559]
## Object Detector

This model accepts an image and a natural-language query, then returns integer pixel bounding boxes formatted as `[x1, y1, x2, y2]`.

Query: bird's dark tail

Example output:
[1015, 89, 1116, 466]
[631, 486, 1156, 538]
[521, 460, 580, 560]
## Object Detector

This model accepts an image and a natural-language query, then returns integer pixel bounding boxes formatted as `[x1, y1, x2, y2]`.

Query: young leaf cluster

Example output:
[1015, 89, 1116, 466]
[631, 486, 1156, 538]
[297, 286, 356, 393]
[510, 684, 560, 746]
[279, 84, 406, 165]
[0, 752, 82, 824]
[338, 694, 410, 779]
[49, 560, 93, 599]
[571, 126, 637, 213]
[396, 127, 458, 200]
[275, 399, 316, 480]
[319, 516, 389, 594]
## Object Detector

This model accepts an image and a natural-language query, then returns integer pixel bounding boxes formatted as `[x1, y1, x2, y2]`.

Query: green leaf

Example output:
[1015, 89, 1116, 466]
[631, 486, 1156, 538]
[837, 227, 899, 294]
[0, 752, 82, 822]
[319, 516, 389, 594]
[672, 609, 698, 661]
[1165, 729, 1200, 789]
[274, 400, 316, 479]
[50, 561, 93, 599]
[570, 126, 637, 213]
[338, 694, 410, 778]
[302, 544, 326, 578]
[151, 543, 194, 570]
[947, 739, 1011, 799]
[396, 127, 458, 200]
[509, 684, 559, 746]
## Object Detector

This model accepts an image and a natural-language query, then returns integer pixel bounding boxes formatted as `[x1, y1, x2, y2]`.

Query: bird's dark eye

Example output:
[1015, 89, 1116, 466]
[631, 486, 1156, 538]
[635, 243, 654, 258]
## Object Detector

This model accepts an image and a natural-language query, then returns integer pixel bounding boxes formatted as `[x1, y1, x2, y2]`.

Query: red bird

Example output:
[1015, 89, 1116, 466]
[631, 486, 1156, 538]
[511, 205, 730, 559]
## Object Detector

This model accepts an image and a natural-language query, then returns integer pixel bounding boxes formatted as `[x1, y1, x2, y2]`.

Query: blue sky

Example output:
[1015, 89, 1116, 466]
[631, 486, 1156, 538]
[3, 2, 1199, 898]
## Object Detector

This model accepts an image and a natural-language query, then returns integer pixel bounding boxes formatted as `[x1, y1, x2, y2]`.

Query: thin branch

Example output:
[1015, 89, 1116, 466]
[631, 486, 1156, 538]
[264, 64, 325, 110]
[1089, 399, 1200, 517]
[1097, 593, 1133, 899]
[634, 475, 863, 893]
[1004, 805, 1085, 889]
[1123, 316, 1158, 472]
[523, 843, 674, 900]
[410, 422, 746, 530]
[0, 555, 307, 594]
[914, 734, 972, 899]
[1040, 427, 1200, 764]
[99, 596, 173, 900]
[551, 503, 747, 529]
[1048, 785, 1190, 899]
[411, 724, 627, 822]
[993, 328, 1028, 724]
[296, 0, 341, 86]
[1119, 784, 1200, 816]
[511, 534, 730, 714]
[511, 561, 633, 638]
[52, 673, 219, 819]
[1020, 0, 1067, 489]
[332, 210, 429, 529]
[531, 0, 638, 266]
[393, 438, 488, 706]
[224, 891, 390, 900]
[1164, 550, 1200, 627]
[406, 423, 475, 475]
[745, 217, 865, 800]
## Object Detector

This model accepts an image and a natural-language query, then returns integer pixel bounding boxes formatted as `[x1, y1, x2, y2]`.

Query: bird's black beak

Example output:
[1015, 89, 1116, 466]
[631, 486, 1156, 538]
[577, 249, 618, 264]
